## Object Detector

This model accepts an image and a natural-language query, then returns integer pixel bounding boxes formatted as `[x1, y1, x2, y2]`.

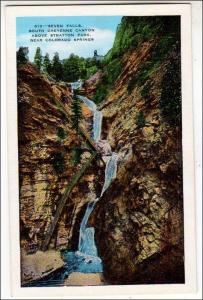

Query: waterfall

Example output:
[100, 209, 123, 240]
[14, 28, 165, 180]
[70, 80, 83, 93]
[77, 95, 118, 259]
[78, 95, 103, 142]
[93, 110, 103, 142]
[78, 153, 118, 256]
[101, 152, 118, 196]
[78, 200, 99, 257]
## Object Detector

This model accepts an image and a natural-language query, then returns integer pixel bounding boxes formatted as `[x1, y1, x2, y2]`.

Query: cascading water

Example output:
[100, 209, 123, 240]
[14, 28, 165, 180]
[70, 80, 83, 93]
[77, 96, 118, 263]
[78, 200, 99, 257]
[78, 95, 103, 142]
[28, 85, 118, 286]
[78, 153, 118, 260]
[101, 153, 118, 196]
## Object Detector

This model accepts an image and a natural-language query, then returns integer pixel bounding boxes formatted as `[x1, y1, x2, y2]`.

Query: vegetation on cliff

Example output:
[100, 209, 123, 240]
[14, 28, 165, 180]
[17, 46, 101, 83]
[94, 16, 181, 118]
[17, 15, 183, 286]
[89, 16, 184, 285]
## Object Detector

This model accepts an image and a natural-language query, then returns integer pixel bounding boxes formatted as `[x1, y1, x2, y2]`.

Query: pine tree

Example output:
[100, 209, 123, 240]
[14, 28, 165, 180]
[34, 47, 42, 71]
[52, 52, 63, 81]
[17, 47, 29, 65]
[43, 53, 52, 74]
[71, 93, 82, 132]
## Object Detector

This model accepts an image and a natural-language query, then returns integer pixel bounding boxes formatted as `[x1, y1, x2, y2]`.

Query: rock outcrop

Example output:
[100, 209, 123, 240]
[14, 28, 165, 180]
[18, 15, 184, 286]
[18, 64, 104, 255]
[89, 16, 184, 284]
[21, 250, 65, 285]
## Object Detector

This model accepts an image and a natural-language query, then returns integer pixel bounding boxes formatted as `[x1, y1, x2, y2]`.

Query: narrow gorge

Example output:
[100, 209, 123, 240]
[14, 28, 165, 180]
[18, 16, 184, 286]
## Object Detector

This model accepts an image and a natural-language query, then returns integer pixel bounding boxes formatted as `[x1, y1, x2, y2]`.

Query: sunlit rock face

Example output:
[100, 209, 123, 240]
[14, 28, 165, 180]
[18, 16, 184, 286]
[90, 19, 184, 284]
[84, 71, 103, 99]
[18, 64, 104, 254]
[95, 140, 112, 156]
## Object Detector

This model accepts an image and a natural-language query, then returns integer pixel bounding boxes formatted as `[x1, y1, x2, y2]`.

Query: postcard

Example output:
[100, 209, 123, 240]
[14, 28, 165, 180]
[5, 2, 196, 298]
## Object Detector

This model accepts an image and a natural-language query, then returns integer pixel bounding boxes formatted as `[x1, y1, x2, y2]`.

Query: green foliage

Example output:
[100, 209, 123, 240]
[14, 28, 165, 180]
[103, 16, 180, 97]
[136, 111, 146, 129]
[140, 82, 152, 101]
[160, 55, 181, 126]
[94, 84, 108, 105]
[43, 53, 52, 74]
[63, 54, 86, 82]
[52, 152, 65, 173]
[52, 52, 63, 81]
[128, 33, 179, 93]
[17, 47, 29, 65]
[105, 16, 172, 63]
[71, 147, 83, 165]
[86, 65, 98, 78]
[57, 127, 66, 140]
[70, 94, 82, 132]
[142, 24, 156, 41]
[96, 16, 180, 103]
[107, 59, 122, 85]
[127, 76, 137, 93]
[62, 54, 102, 82]
[34, 47, 42, 70]
[93, 59, 122, 104]
[128, 59, 160, 92]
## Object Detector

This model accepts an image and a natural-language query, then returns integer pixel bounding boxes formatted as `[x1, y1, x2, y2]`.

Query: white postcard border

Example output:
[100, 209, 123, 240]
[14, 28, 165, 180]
[5, 3, 196, 298]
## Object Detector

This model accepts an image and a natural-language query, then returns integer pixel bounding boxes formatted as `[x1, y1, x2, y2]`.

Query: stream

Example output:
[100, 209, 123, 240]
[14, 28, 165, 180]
[26, 83, 118, 287]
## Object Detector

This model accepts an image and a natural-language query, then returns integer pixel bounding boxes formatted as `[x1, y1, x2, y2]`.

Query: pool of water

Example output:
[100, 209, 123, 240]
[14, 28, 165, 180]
[23, 251, 103, 287]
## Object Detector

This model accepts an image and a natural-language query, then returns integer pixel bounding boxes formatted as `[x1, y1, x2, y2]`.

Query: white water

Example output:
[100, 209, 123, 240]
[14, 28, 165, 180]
[70, 80, 83, 93]
[101, 153, 119, 196]
[78, 200, 99, 257]
[77, 95, 118, 259]
[69, 82, 119, 261]
[78, 152, 118, 257]
[78, 95, 103, 142]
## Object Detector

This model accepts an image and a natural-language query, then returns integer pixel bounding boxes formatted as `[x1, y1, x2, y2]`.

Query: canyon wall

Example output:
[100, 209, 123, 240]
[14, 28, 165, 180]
[89, 16, 184, 284]
[18, 64, 103, 255]
[18, 15, 184, 285]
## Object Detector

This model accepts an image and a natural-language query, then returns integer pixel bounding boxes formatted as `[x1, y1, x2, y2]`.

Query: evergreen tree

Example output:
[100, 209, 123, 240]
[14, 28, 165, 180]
[17, 47, 29, 65]
[70, 93, 82, 132]
[63, 54, 86, 82]
[52, 52, 63, 81]
[34, 47, 42, 70]
[43, 53, 52, 74]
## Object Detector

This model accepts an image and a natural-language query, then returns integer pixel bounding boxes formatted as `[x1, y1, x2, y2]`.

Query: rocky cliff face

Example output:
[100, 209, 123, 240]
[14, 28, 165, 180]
[18, 15, 184, 286]
[89, 16, 184, 284]
[18, 64, 103, 254]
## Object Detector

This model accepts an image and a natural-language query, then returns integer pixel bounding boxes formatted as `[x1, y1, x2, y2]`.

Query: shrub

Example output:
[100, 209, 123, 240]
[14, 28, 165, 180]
[136, 111, 146, 129]
[160, 55, 181, 126]
[127, 76, 138, 93]
[128, 33, 180, 94]
[140, 82, 152, 101]
[71, 147, 83, 165]
[52, 152, 65, 173]
[107, 59, 122, 85]
[86, 65, 98, 79]
[71, 94, 82, 132]
[57, 127, 66, 140]
[94, 84, 108, 105]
